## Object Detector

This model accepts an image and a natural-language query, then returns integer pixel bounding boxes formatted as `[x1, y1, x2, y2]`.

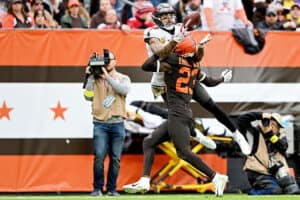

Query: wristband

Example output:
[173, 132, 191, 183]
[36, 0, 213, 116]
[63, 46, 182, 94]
[156, 60, 160, 73]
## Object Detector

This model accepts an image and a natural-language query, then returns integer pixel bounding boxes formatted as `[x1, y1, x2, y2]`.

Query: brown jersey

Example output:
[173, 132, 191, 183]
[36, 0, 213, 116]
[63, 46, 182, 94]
[164, 53, 199, 118]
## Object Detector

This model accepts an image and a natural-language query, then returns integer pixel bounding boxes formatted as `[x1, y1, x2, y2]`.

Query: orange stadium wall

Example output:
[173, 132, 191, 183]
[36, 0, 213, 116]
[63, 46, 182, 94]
[0, 30, 299, 67]
[0, 30, 299, 192]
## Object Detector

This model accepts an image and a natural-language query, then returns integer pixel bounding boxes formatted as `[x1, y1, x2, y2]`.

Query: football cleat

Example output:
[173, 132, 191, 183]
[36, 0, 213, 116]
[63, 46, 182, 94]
[212, 173, 228, 197]
[193, 129, 216, 150]
[232, 131, 251, 155]
[123, 177, 150, 194]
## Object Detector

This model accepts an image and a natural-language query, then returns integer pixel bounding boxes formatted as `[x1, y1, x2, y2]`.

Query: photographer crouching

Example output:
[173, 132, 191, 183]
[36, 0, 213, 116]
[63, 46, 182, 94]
[237, 112, 299, 195]
[83, 49, 131, 196]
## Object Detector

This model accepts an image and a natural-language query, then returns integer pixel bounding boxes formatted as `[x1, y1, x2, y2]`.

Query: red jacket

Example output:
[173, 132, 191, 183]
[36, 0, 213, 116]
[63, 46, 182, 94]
[127, 17, 155, 29]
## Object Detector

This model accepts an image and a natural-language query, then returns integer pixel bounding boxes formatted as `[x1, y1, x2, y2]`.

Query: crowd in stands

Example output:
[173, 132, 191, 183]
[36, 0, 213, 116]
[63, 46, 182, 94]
[0, 0, 299, 30]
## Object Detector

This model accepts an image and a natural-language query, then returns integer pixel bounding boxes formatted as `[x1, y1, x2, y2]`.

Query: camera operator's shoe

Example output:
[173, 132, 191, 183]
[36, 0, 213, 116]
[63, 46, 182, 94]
[212, 173, 228, 197]
[193, 129, 216, 150]
[232, 131, 251, 155]
[123, 177, 150, 194]
[91, 189, 103, 196]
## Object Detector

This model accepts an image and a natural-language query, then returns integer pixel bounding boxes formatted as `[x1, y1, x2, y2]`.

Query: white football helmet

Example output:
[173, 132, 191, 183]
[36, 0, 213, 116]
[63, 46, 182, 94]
[152, 3, 176, 31]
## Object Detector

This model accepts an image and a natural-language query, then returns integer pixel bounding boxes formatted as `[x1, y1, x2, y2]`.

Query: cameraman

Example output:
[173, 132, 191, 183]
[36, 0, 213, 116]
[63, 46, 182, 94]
[237, 112, 299, 195]
[83, 50, 131, 196]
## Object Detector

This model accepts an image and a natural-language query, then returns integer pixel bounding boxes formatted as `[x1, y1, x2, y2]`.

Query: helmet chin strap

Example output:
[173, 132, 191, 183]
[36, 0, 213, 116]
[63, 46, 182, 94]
[163, 24, 175, 31]
[161, 25, 175, 35]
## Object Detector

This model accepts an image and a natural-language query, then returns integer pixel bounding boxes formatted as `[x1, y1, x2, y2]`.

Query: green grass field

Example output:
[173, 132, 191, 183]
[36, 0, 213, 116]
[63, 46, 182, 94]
[0, 194, 299, 200]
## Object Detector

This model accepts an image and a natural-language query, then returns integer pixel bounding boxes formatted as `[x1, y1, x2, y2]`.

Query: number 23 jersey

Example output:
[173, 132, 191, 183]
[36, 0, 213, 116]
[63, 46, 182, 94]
[164, 54, 199, 118]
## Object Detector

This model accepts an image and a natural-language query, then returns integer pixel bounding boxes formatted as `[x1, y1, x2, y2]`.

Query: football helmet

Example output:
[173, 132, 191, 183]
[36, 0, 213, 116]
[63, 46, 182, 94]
[174, 36, 197, 57]
[152, 3, 176, 30]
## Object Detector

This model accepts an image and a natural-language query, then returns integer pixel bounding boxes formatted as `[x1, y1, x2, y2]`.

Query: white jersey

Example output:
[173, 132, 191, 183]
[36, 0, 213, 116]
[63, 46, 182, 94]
[203, 0, 244, 31]
[143, 24, 182, 87]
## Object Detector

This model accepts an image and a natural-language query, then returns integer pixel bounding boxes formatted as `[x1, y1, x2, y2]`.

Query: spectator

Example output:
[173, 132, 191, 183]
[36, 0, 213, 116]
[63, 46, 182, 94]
[60, 0, 88, 28]
[121, 0, 154, 25]
[110, 0, 125, 18]
[0, 0, 7, 26]
[174, 0, 201, 23]
[33, 9, 49, 28]
[90, 0, 124, 18]
[131, 0, 151, 17]
[41, 0, 54, 14]
[256, 6, 296, 30]
[271, 0, 297, 19]
[47, 0, 65, 24]
[238, 112, 300, 195]
[96, 8, 121, 29]
[252, 1, 268, 26]
[203, 0, 252, 32]
[78, 1, 91, 27]
[90, 0, 112, 28]
[83, 50, 131, 197]
[281, 0, 297, 9]
[30, 0, 58, 28]
[277, 7, 290, 22]
[256, 6, 281, 30]
[2, 0, 33, 28]
[290, 3, 300, 29]
[126, 2, 155, 29]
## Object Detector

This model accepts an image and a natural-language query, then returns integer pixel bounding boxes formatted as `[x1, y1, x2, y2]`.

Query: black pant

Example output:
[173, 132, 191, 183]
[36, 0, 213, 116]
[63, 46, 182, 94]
[142, 115, 215, 179]
[193, 83, 236, 132]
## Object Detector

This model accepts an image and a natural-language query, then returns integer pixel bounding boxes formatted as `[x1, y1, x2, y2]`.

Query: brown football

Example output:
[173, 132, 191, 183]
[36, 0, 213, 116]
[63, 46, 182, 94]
[183, 11, 201, 31]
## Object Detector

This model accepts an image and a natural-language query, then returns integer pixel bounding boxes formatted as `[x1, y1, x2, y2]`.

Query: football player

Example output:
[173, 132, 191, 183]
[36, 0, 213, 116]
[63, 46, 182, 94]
[143, 3, 250, 155]
[124, 35, 229, 197]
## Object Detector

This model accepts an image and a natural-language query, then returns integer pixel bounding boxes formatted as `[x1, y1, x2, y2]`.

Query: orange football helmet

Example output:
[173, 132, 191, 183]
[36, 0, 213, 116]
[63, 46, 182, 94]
[174, 36, 197, 58]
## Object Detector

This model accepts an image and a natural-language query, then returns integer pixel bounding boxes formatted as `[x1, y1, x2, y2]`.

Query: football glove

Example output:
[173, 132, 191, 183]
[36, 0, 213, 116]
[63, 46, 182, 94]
[221, 69, 232, 82]
[151, 85, 166, 99]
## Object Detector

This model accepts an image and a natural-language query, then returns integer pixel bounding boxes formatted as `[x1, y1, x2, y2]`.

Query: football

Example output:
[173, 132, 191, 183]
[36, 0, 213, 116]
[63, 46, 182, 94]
[182, 11, 201, 31]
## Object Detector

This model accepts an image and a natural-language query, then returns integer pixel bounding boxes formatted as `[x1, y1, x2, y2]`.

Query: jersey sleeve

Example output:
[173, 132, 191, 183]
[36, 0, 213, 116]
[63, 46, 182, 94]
[144, 27, 161, 42]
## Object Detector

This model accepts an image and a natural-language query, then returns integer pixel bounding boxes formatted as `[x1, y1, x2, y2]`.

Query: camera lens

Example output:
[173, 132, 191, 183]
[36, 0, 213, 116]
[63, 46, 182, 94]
[262, 118, 270, 127]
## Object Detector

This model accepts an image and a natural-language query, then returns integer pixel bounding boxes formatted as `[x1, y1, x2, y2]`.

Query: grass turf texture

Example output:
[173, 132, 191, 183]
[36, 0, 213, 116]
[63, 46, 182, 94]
[0, 194, 299, 200]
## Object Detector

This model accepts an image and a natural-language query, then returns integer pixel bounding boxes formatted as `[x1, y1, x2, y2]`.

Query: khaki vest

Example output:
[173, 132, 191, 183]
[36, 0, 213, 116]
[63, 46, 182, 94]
[92, 72, 127, 121]
[244, 133, 289, 175]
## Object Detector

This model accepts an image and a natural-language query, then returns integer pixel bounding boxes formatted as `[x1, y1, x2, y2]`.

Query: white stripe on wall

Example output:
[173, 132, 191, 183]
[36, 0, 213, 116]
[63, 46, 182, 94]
[0, 83, 299, 138]
[127, 83, 300, 103]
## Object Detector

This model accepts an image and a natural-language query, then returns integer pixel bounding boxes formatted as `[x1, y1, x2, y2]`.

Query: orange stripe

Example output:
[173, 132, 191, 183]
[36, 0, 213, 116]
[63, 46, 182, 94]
[0, 30, 298, 67]
[0, 154, 226, 192]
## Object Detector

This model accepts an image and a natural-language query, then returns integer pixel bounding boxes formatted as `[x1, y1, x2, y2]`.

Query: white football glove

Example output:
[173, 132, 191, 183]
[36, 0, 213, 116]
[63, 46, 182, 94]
[173, 22, 192, 43]
[221, 69, 232, 82]
[151, 85, 166, 99]
[173, 31, 185, 43]
[199, 33, 212, 45]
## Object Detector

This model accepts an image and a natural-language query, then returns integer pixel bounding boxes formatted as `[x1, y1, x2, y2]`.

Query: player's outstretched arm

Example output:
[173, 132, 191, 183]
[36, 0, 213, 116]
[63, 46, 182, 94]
[141, 55, 171, 72]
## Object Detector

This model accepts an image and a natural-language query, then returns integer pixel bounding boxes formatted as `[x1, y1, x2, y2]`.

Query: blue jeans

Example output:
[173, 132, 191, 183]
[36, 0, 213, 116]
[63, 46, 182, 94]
[93, 121, 125, 192]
